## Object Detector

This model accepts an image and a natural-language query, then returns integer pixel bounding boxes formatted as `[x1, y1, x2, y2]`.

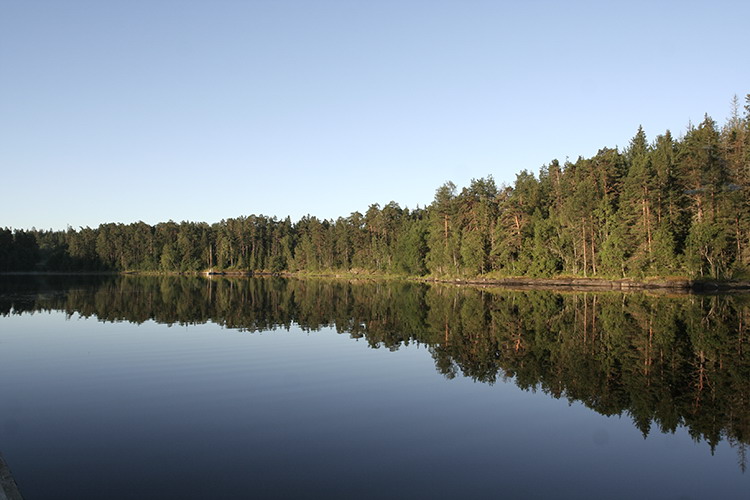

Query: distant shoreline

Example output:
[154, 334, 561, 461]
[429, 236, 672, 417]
[419, 276, 750, 293]
[2, 270, 750, 294]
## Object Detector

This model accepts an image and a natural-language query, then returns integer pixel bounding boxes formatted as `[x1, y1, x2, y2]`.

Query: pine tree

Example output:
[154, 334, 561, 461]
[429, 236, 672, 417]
[426, 182, 459, 275]
[619, 126, 657, 274]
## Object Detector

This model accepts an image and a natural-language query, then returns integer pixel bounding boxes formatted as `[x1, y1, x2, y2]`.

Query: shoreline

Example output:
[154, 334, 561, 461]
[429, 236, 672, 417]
[2, 271, 749, 293]
[418, 276, 750, 293]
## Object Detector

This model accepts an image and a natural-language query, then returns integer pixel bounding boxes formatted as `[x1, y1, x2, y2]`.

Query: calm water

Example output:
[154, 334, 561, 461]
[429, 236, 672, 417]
[0, 276, 749, 499]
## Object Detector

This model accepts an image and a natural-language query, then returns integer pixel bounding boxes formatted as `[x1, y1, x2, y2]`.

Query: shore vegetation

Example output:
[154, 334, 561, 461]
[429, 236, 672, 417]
[3, 96, 749, 281]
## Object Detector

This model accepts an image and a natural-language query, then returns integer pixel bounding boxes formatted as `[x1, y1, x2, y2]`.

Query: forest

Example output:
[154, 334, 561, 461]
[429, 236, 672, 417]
[2, 96, 749, 279]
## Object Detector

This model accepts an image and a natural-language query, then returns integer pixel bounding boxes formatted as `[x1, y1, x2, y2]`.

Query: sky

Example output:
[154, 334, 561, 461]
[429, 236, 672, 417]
[1, 0, 748, 231]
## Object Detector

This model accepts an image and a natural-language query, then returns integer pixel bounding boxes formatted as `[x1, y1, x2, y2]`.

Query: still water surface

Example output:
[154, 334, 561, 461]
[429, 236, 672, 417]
[0, 276, 749, 499]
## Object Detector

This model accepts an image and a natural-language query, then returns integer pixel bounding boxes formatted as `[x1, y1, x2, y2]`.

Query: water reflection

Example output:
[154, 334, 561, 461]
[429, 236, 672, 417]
[2, 275, 749, 468]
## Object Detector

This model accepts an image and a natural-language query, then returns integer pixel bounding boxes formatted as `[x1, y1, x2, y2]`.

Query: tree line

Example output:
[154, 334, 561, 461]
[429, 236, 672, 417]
[3, 275, 749, 465]
[2, 95, 749, 279]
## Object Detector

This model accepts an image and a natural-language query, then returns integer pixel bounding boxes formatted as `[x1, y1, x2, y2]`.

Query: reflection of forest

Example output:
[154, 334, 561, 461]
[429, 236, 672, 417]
[2, 275, 750, 464]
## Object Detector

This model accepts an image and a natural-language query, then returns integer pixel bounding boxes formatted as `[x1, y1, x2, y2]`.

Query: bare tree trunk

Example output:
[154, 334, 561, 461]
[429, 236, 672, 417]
[590, 224, 597, 275]
[581, 219, 587, 277]
[737, 215, 743, 264]
[647, 204, 652, 256]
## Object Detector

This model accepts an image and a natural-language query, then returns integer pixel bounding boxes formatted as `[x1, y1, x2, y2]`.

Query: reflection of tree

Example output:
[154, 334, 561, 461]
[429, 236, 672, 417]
[2, 276, 750, 464]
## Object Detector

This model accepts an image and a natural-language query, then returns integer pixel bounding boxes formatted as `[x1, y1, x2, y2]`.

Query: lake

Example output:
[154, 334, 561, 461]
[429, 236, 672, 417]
[1, 275, 749, 499]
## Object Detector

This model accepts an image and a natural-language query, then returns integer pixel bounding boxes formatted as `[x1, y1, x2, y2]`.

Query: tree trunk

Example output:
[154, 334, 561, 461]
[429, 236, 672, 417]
[590, 224, 596, 275]
[646, 204, 652, 256]
[737, 214, 743, 264]
[581, 219, 587, 277]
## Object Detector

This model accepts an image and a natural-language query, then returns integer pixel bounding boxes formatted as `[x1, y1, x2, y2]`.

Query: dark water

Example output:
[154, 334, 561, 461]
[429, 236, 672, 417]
[1, 276, 749, 499]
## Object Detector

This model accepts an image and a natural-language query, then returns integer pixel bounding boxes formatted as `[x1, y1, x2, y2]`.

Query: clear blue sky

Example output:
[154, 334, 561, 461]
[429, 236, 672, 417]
[1, 0, 748, 230]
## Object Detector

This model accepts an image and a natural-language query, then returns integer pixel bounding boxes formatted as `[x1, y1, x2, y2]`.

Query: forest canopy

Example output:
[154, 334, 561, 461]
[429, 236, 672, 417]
[2, 95, 749, 279]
